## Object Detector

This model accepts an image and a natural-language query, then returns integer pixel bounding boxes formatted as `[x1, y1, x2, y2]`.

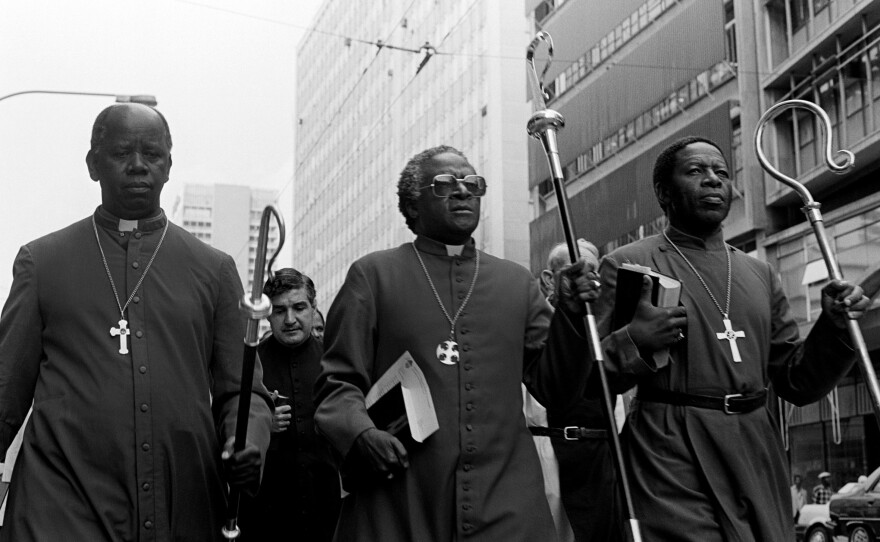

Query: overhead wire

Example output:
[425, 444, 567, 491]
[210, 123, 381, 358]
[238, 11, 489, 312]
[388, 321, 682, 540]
[206, 0, 420, 263]
[175, 0, 838, 267]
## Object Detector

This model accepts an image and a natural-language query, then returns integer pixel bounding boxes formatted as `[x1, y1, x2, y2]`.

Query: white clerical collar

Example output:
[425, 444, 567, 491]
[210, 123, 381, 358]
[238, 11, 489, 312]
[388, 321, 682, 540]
[445, 244, 464, 256]
[118, 218, 138, 232]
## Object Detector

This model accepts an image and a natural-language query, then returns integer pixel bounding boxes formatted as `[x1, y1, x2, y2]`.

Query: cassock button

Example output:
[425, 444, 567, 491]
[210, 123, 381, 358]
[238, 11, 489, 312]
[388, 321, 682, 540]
[142, 482, 151, 491]
[458, 293, 465, 299]
[465, 424, 473, 431]
[134, 232, 142, 239]
[463, 364, 472, 371]
[462, 483, 471, 491]
[463, 523, 473, 532]
[462, 504, 472, 511]
[142, 443, 151, 452]
[466, 403, 474, 411]
[140, 403, 148, 412]
[462, 344, 470, 352]
[456, 276, 464, 283]
[463, 464, 472, 472]
[144, 520, 153, 529]
[133, 296, 140, 304]
[132, 261, 140, 269]
[466, 445, 476, 453]
[465, 383, 473, 391]
[136, 330, 144, 338]
[460, 328, 468, 335]
[139, 365, 147, 374]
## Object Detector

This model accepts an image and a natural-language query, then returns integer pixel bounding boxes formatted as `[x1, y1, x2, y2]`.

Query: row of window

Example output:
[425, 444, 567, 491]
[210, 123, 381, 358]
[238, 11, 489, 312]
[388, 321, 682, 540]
[538, 59, 737, 199]
[775, 26, 880, 180]
[788, 0, 831, 33]
[545, 0, 679, 102]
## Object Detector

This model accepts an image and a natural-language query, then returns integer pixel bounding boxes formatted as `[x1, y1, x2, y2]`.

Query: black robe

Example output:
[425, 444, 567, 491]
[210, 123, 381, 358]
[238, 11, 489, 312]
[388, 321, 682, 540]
[593, 227, 857, 541]
[0, 208, 272, 541]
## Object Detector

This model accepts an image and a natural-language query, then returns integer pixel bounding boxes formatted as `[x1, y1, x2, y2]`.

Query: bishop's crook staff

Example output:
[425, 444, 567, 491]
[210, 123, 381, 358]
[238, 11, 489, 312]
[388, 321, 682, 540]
[222, 204, 286, 540]
[526, 31, 642, 542]
[755, 99, 880, 432]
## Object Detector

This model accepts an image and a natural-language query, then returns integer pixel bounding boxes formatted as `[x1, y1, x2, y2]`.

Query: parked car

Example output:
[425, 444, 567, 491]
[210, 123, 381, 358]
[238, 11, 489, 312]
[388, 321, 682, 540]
[829, 466, 880, 541]
[796, 502, 832, 542]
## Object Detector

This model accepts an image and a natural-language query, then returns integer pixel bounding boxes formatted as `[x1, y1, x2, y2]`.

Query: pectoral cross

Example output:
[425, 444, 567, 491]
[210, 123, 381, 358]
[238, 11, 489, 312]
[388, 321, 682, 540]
[110, 319, 131, 355]
[716, 317, 745, 362]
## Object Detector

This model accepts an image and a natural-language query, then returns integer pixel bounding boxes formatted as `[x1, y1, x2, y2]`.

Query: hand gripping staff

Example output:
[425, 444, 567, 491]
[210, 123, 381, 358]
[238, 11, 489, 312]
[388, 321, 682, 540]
[526, 31, 642, 542]
[222, 205, 286, 540]
[755, 99, 880, 432]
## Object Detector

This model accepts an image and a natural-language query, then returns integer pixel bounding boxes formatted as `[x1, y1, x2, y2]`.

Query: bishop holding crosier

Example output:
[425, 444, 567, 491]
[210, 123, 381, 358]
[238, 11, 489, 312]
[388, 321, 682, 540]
[592, 136, 870, 541]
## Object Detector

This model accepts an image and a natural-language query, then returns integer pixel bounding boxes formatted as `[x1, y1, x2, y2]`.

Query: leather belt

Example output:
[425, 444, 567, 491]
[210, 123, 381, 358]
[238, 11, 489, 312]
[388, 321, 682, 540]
[638, 388, 767, 415]
[528, 426, 608, 440]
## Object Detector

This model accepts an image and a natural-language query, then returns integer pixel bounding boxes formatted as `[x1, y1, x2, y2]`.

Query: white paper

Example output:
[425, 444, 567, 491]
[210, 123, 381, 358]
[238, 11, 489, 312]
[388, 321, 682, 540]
[365, 351, 439, 443]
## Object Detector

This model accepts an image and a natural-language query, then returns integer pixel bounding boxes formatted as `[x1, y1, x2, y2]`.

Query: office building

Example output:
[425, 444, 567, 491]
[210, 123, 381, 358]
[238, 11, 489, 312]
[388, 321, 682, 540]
[175, 183, 280, 295]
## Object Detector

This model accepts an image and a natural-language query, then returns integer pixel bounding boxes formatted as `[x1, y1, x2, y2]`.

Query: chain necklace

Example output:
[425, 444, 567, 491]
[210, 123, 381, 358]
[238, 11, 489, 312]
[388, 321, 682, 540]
[412, 242, 480, 365]
[92, 216, 169, 355]
[663, 231, 746, 362]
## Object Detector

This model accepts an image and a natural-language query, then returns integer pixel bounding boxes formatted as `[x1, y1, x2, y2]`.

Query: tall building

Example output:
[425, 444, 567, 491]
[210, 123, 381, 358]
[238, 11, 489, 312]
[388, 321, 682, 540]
[175, 183, 280, 295]
[294, 0, 532, 308]
[526, 0, 879, 486]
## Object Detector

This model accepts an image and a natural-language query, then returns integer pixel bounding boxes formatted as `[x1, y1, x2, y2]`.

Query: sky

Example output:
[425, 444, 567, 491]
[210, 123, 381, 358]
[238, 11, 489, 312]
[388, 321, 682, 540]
[0, 0, 324, 304]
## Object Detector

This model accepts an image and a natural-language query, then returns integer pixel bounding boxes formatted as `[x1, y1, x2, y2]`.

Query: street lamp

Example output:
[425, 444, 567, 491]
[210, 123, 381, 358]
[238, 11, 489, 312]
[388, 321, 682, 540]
[0, 90, 157, 106]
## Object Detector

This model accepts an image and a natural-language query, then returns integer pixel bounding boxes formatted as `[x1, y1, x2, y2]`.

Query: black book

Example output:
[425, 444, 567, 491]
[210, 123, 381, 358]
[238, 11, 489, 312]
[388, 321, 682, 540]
[613, 263, 681, 330]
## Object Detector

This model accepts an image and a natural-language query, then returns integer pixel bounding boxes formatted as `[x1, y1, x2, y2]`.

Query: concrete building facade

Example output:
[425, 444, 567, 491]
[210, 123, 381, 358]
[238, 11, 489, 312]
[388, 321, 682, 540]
[175, 183, 280, 295]
[526, 0, 880, 492]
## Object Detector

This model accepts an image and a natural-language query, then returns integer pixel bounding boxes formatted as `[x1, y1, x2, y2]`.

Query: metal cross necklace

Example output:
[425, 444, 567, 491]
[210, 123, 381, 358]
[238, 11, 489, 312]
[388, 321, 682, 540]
[663, 231, 745, 362]
[412, 243, 480, 366]
[92, 216, 169, 355]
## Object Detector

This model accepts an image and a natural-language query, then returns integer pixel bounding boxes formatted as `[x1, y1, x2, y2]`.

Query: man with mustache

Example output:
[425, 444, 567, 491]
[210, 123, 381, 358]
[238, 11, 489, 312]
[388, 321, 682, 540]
[314, 145, 601, 541]
[592, 136, 870, 540]
[238, 268, 340, 540]
[0, 103, 272, 541]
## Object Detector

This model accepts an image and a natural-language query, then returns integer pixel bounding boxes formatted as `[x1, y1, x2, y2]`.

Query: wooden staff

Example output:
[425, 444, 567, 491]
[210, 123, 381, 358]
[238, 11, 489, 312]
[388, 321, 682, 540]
[755, 99, 880, 432]
[526, 31, 643, 542]
[222, 205, 286, 540]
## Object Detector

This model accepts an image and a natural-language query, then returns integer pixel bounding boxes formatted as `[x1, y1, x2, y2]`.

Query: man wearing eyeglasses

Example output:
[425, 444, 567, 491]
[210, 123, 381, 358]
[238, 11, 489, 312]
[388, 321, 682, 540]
[315, 145, 600, 542]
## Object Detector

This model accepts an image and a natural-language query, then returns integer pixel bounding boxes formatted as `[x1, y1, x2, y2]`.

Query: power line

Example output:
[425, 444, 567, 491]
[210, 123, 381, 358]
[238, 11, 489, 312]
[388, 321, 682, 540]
[225, 0, 420, 263]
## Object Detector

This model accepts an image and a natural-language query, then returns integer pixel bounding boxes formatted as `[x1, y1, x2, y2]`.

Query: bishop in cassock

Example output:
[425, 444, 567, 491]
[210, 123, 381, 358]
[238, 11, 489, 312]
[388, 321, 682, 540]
[314, 145, 600, 541]
[0, 103, 272, 541]
[593, 136, 870, 541]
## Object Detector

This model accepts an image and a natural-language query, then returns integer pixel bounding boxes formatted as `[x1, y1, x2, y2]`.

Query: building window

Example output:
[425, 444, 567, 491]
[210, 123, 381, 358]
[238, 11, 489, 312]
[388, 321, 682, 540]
[789, 0, 809, 32]
[724, 1, 737, 64]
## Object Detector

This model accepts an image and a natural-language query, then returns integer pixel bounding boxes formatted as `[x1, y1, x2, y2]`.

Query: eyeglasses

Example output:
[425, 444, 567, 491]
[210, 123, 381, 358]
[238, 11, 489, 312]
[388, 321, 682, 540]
[419, 174, 487, 198]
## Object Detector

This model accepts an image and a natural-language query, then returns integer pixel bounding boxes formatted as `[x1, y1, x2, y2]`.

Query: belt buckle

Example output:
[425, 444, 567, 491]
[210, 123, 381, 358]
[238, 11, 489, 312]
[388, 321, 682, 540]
[723, 393, 743, 415]
[563, 426, 580, 440]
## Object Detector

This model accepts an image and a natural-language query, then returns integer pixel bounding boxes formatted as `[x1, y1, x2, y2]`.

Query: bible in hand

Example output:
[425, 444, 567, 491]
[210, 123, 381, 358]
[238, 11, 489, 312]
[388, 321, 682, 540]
[613, 263, 681, 330]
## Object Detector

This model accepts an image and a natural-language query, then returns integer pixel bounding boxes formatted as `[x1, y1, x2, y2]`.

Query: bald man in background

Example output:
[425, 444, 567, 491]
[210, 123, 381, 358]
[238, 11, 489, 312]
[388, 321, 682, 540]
[533, 240, 625, 542]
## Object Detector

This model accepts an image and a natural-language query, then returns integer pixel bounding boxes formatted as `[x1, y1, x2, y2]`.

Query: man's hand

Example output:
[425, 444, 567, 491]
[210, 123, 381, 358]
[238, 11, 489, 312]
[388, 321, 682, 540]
[221, 436, 262, 497]
[354, 427, 409, 480]
[821, 279, 870, 329]
[626, 275, 688, 352]
[555, 259, 600, 315]
[272, 404, 291, 433]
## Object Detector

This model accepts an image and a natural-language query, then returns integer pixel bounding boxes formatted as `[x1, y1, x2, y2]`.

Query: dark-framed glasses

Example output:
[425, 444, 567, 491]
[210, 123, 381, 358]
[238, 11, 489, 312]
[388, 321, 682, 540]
[420, 174, 487, 197]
